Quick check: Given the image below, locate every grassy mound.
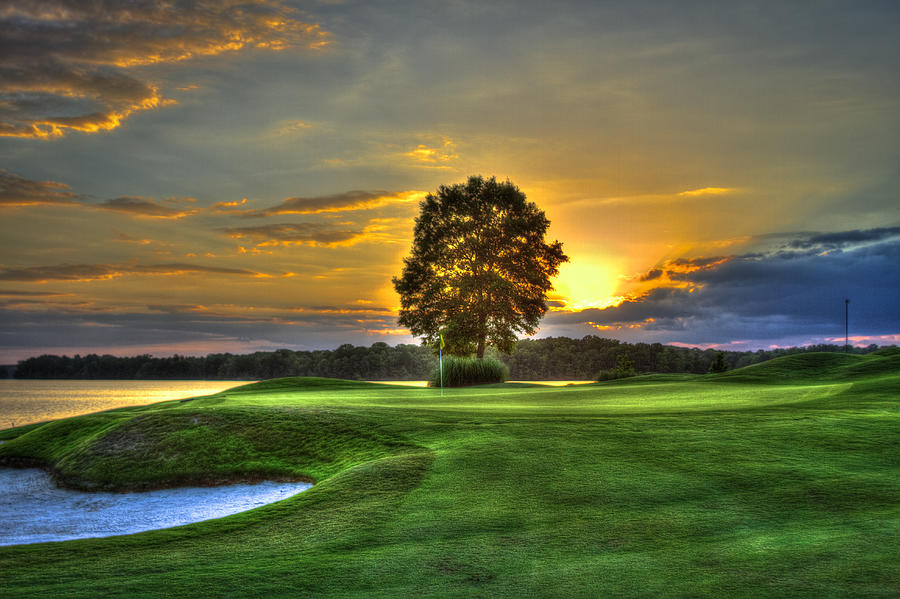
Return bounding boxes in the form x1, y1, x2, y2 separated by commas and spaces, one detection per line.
0, 403, 414, 491
428, 356, 508, 387
871, 346, 900, 357
710, 351, 900, 384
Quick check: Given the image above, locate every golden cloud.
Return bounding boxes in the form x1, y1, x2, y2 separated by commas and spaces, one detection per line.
0, 172, 206, 218
586, 186, 740, 207
638, 256, 734, 282
366, 327, 411, 336
97, 197, 199, 219
1, 1, 329, 138
0, 171, 82, 206
403, 137, 458, 165
586, 318, 656, 331
220, 222, 366, 247
246, 190, 426, 217
209, 197, 257, 216
0, 262, 263, 283
114, 233, 155, 245
676, 187, 736, 197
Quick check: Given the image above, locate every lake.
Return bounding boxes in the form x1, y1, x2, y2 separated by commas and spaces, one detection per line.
0, 380, 248, 429
0, 379, 596, 430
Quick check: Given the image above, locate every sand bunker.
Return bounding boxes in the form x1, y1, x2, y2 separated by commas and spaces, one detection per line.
0, 468, 311, 546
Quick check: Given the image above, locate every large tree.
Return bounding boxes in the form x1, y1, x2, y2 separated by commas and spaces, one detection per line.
393, 176, 568, 358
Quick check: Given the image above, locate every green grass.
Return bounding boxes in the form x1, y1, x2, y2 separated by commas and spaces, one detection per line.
710, 351, 900, 384
1, 352, 898, 597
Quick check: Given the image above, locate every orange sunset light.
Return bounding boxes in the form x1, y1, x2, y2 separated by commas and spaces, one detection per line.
0, 1, 897, 361
552, 262, 625, 312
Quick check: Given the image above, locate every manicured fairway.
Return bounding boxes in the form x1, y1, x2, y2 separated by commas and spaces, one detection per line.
1, 352, 898, 598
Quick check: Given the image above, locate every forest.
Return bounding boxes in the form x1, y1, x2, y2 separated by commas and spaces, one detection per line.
7, 336, 889, 381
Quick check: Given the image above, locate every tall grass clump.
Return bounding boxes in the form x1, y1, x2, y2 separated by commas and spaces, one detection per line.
428, 356, 508, 387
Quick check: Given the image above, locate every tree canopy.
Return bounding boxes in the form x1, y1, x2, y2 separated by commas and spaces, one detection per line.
392, 175, 568, 358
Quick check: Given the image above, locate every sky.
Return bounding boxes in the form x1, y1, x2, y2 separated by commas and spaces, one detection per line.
1, 0, 899, 362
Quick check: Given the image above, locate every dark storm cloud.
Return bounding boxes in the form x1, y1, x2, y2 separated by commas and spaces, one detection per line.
549, 229, 900, 345
687, 241, 900, 320
0, 262, 260, 282
220, 223, 364, 246
0, 1, 328, 137
788, 227, 900, 251
0, 170, 82, 206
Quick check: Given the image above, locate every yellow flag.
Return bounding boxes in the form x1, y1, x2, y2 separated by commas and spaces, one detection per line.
440, 333, 445, 350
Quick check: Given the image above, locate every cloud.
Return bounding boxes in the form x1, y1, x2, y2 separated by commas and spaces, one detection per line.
629, 256, 734, 285
0, 289, 65, 297
0, 1, 329, 138
97, 197, 198, 219
403, 138, 458, 165
787, 227, 900, 252
0, 303, 415, 361
0, 62, 167, 138
0, 262, 261, 282
550, 287, 699, 327
209, 198, 257, 216
580, 186, 742, 207
246, 190, 425, 217
211, 198, 248, 210
113, 233, 155, 245
676, 187, 736, 197
272, 120, 314, 137
545, 228, 900, 347
636, 256, 734, 283
0, 170, 82, 206
0, 172, 199, 218
639, 269, 663, 282
220, 223, 365, 247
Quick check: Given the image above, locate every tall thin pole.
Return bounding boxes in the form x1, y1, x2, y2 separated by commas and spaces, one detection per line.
439, 333, 444, 396
845, 298, 850, 352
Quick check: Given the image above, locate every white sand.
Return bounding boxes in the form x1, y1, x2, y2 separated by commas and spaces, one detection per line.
0, 468, 311, 546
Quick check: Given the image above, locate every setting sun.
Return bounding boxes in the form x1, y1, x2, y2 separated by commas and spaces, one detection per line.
552, 262, 625, 312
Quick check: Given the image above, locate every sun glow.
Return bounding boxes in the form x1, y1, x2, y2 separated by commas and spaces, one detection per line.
552, 262, 624, 312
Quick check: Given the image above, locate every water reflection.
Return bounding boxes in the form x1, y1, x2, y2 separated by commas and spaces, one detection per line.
0, 380, 246, 428
0, 468, 310, 546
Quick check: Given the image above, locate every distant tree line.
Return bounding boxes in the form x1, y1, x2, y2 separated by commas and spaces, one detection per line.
499, 337, 885, 379
9, 337, 890, 381
11, 343, 436, 381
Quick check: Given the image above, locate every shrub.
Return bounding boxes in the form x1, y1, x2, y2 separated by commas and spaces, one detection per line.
708, 351, 728, 373
596, 354, 637, 381
596, 369, 631, 381
428, 356, 508, 387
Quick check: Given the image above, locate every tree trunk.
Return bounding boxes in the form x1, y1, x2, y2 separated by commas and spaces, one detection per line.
476, 310, 487, 358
